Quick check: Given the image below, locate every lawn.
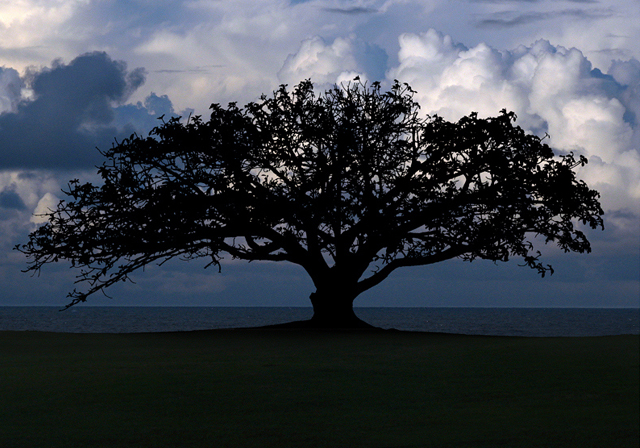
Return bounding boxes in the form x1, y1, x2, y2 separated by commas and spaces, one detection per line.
0, 329, 638, 447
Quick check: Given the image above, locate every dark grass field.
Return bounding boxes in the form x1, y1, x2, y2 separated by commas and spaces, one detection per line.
0, 329, 638, 448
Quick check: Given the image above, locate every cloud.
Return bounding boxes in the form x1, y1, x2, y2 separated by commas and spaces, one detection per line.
323, 6, 379, 14
0, 170, 63, 251
2, 0, 633, 117
278, 35, 388, 87
31, 192, 60, 224
388, 29, 640, 228
0, 52, 188, 260
477, 8, 615, 28
465, 0, 542, 3
153, 65, 224, 74
0, 52, 183, 170
0, 0, 636, 308
0, 67, 23, 114
0, 185, 26, 211
111, 92, 191, 137
608, 58, 640, 127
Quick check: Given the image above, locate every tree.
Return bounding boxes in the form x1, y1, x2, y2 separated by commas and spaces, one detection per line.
17, 79, 603, 327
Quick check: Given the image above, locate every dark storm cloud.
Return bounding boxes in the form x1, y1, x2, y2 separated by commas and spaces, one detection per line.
0, 185, 26, 210
477, 8, 613, 28
111, 92, 188, 135
0, 52, 153, 170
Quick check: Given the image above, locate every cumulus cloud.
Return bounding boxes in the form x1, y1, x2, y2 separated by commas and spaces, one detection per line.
0, 52, 183, 170
30, 192, 60, 224
388, 29, 640, 217
0, 51, 189, 260
278, 35, 388, 87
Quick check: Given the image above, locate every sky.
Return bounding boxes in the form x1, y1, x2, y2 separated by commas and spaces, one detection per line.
0, 0, 638, 308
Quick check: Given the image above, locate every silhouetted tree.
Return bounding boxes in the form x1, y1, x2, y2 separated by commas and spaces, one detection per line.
17, 79, 603, 327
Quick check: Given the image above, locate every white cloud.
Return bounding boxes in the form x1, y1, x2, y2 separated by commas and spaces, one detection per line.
389, 30, 640, 218
0, 0, 86, 29
278, 35, 367, 87
0, 0, 91, 67
31, 191, 59, 224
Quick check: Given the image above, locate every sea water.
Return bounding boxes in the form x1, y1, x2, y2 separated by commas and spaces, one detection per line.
0, 306, 638, 336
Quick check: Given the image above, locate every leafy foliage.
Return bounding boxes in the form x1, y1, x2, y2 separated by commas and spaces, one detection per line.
17, 79, 603, 314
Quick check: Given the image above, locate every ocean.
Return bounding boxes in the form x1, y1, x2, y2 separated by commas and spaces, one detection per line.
0, 306, 638, 336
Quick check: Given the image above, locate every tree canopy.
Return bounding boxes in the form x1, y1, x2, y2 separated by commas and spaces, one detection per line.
17, 79, 603, 327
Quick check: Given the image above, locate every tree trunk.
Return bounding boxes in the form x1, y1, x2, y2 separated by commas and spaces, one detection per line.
308, 290, 373, 328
